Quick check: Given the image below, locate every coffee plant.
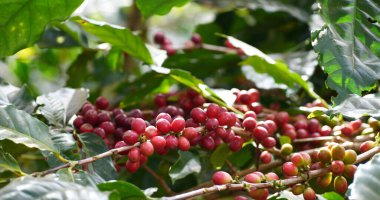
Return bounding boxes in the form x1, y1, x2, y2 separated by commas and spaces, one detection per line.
0, 0, 379, 200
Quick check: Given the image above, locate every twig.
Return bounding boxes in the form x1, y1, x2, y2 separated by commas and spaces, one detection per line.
164, 145, 380, 200
143, 164, 175, 195
225, 160, 238, 176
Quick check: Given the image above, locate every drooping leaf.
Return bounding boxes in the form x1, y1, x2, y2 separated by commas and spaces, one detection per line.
75, 17, 153, 64
36, 88, 88, 127
0, 105, 58, 153
0, 177, 108, 200
0, 0, 84, 58
330, 94, 380, 119
321, 192, 344, 200
0, 81, 35, 113
312, 0, 380, 103
135, 0, 190, 18
0, 146, 24, 176
210, 143, 231, 169
97, 181, 147, 200
169, 151, 201, 184
78, 133, 117, 181
349, 153, 380, 199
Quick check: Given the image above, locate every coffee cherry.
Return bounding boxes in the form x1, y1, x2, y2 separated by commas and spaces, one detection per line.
275, 112, 289, 126
264, 120, 277, 135
131, 118, 146, 134
99, 121, 115, 135
318, 147, 332, 164
344, 164, 357, 179
212, 171, 232, 185
140, 154, 148, 165
154, 32, 165, 44
229, 136, 244, 152
217, 111, 231, 126
303, 187, 316, 200
93, 127, 106, 138
206, 103, 220, 118
190, 108, 207, 123
145, 126, 158, 139
249, 188, 269, 200
156, 119, 171, 134
191, 33, 202, 45
316, 172, 332, 188
216, 127, 227, 139
308, 119, 320, 133
343, 149, 357, 164
151, 136, 166, 150
200, 136, 215, 150
123, 130, 139, 145
282, 162, 298, 176
331, 144, 346, 160
128, 147, 140, 162
182, 127, 199, 140
253, 126, 269, 141
171, 117, 186, 133
84, 109, 98, 125
250, 102, 263, 114
296, 129, 308, 139
350, 119, 362, 130
248, 88, 260, 102
265, 172, 279, 181
95, 96, 109, 109
320, 125, 332, 136
244, 173, 262, 183
291, 184, 305, 195
260, 151, 272, 164
178, 136, 190, 151
280, 144, 293, 156
73, 116, 84, 129
140, 141, 154, 156
126, 160, 140, 173
341, 125, 354, 136
156, 112, 172, 122
291, 153, 304, 167
294, 120, 308, 130
244, 111, 257, 119
234, 196, 248, 200
243, 117, 257, 130
166, 135, 178, 150
205, 118, 219, 130
261, 137, 276, 148
154, 94, 167, 108
81, 103, 95, 115
97, 112, 111, 124
360, 141, 376, 153
79, 123, 94, 133
334, 176, 348, 194
283, 129, 297, 141
114, 141, 128, 155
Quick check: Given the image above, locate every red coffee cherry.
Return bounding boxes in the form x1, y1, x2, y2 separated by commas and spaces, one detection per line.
334, 176, 348, 194
282, 162, 298, 176
212, 171, 232, 185
303, 187, 316, 200
95, 96, 109, 110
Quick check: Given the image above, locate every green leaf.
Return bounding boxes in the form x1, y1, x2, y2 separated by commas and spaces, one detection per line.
0, 105, 58, 153
0, 81, 35, 113
0, 177, 108, 200
312, 0, 380, 102
322, 192, 344, 200
0, 146, 24, 176
36, 88, 88, 127
210, 144, 231, 169
58, 169, 105, 187
330, 94, 380, 119
75, 18, 153, 64
350, 153, 380, 199
78, 133, 117, 181
169, 151, 201, 184
0, 0, 84, 58
135, 0, 190, 18
98, 181, 147, 200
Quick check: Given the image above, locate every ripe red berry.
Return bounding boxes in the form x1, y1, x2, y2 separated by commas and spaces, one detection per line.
166, 135, 178, 150
330, 160, 345, 175
244, 111, 257, 119
97, 112, 111, 124
99, 121, 115, 135
243, 117, 257, 130
260, 151, 272, 164
229, 136, 243, 152
151, 136, 167, 150
334, 176, 347, 194
205, 118, 219, 130
244, 172, 262, 183
156, 118, 171, 134
282, 162, 298, 176
320, 125, 332, 136
261, 137, 276, 148
114, 141, 128, 155
156, 112, 172, 122
253, 126, 269, 141
249, 102, 263, 114
178, 136, 190, 151
200, 136, 215, 150
84, 109, 98, 125
308, 119, 320, 133
128, 147, 140, 162
93, 127, 106, 138
350, 119, 362, 130
154, 94, 167, 108
190, 108, 207, 123
131, 118, 146, 134
217, 111, 231, 126
123, 130, 139, 145
206, 103, 220, 118
73, 116, 84, 129
125, 160, 140, 173
79, 123, 94, 133
360, 141, 376, 153
192, 95, 205, 106
216, 127, 227, 139
264, 120, 277, 135
303, 187, 316, 200
182, 127, 199, 140
275, 112, 289, 126
265, 172, 279, 181
191, 33, 202, 45
140, 141, 154, 156
95, 96, 109, 109
145, 126, 158, 139
294, 120, 308, 130
248, 88, 260, 102
340, 124, 354, 136
81, 103, 95, 115
212, 171, 232, 185
249, 188, 269, 200
296, 129, 309, 139
154, 32, 165, 44
171, 117, 186, 133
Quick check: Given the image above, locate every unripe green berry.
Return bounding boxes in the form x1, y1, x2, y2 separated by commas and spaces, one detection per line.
343, 149, 357, 164
303, 187, 316, 200
318, 147, 332, 164
280, 143, 293, 156
316, 172, 332, 188
331, 144, 346, 161
334, 176, 348, 194
292, 184, 305, 195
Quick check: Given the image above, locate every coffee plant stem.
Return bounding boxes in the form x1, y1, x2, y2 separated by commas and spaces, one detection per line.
142, 164, 175, 195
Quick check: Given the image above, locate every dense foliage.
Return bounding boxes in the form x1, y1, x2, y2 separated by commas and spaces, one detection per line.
0, 0, 380, 200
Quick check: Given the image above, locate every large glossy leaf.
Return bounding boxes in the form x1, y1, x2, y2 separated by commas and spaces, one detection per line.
210, 143, 231, 169
135, 0, 190, 18
312, 0, 380, 103
0, 81, 35, 113
0, 0, 83, 58
0, 146, 24, 176
75, 18, 153, 64
169, 151, 201, 184
330, 94, 380, 119
349, 153, 380, 199
0, 177, 108, 200
0, 105, 58, 153
36, 88, 88, 127
78, 133, 117, 181
98, 181, 147, 200
58, 169, 105, 187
